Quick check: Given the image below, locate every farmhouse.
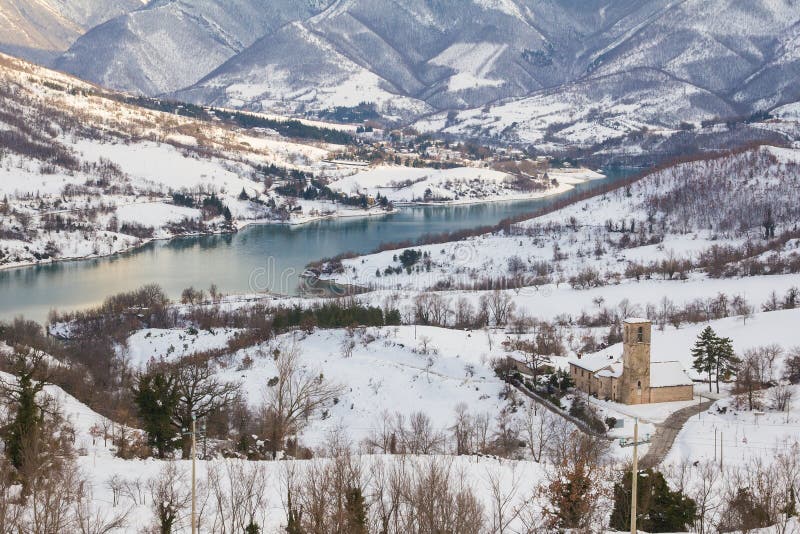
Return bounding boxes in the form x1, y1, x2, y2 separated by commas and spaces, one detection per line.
569, 318, 694, 405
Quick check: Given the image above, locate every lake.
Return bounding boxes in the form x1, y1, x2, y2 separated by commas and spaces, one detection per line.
0, 168, 639, 323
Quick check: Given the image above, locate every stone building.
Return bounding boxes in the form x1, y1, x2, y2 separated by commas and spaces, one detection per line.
568, 318, 693, 404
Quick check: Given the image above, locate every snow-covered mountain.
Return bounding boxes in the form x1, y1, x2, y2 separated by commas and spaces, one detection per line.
0, 0, 142, 63
55, 0, 334, 95
10, 0, 800, 146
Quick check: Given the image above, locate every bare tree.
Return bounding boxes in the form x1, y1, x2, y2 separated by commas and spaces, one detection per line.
450, 403, 474, 455
520, 401, 557, 462
486, 463, 528, 534
74, 486, 131, 534
400, 412, 446, 455
617, 298, 641, 320
18, 414, 84, 534
454, 297, 476, 328
171, 353, 241, 458
492, 407, 521, 458
482, 290, 516, 326
508, 339, 547, 386
364, 410, 396, 454
732, 294, 754, 325
285, 444, 368, 534
148, 462, 191, 534
400, 458, 485, 533
263, 344, 342, 458
734, 347, 775, 410
473, 412, 492, 454
770, 384, 793, 412
0, 458, 21, 532
207, 460, 269, 534
665, 460, 721, 534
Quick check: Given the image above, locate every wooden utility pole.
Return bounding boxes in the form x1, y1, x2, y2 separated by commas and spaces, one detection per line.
191, 415, 197, 534
620, 418, 650, 534
631, 417, 639, 534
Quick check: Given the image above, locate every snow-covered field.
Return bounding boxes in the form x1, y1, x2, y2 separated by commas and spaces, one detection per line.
326, 164, 604, 204
122, 325, 508, 448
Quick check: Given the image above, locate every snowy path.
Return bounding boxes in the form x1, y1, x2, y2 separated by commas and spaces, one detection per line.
640, 399, 715, 469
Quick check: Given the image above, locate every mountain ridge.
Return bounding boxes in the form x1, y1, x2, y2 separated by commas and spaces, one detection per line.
3, 0, 800, 149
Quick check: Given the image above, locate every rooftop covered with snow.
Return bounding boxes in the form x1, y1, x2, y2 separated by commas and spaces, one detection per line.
650, 361, 694, 388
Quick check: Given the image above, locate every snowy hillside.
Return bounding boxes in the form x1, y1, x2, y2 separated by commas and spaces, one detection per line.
0, 54, 398, 269
121, 325, 508, 448
323, 145, 800, 294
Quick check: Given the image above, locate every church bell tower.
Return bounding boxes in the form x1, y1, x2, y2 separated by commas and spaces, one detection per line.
619, 318, 651, 404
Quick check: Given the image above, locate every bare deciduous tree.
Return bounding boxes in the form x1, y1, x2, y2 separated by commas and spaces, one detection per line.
74, 485, 131, 534
172, 353, 241, 458
520, 401, 557, 463
486, 463, 529, 534
263, 344, 342, 458
481, 290, 516, 326
207, 460, 268, 534
148, 462, 191, 534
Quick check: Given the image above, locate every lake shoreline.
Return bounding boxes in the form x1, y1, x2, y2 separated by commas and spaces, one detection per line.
0, 167, 640, 323
0, 175, 601, 274
0, 206, 397, 274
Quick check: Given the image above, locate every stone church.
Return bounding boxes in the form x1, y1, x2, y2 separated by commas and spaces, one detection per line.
569, 318, 694, 404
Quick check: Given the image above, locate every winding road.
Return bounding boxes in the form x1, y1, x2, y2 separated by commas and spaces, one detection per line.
640, 399, 715, 469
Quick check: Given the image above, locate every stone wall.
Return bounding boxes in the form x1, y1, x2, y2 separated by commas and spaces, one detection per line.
570, 364, 593, 393
650, 385, 694, 403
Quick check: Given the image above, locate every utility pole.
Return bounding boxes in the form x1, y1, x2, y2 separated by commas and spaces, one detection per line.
631, 417, 639, 534
191, 415, 197, 534
620, 417, 651, 534
719, 431, 723, 470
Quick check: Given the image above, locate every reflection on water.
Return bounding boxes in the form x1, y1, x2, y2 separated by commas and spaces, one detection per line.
0, 168, 640, 322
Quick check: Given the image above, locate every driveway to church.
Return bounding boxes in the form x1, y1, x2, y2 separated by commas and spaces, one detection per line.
640, 398, 716, 469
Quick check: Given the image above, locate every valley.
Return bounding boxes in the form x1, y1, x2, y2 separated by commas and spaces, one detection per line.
1, 2, 800, 532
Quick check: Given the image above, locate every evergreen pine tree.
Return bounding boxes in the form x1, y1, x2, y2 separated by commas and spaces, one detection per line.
610, 468, 697, 532
713, 336, 738, 394
1, 348, 47, 470
692, 326, 718, 392
132, 370, 179, 458
345, 487, 368, 534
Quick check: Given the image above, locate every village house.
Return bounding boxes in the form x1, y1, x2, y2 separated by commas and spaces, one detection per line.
568, 318, 694, 404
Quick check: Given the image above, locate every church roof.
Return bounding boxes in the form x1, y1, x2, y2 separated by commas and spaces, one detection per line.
595, 362, 623, 379
650, 361, 694, 387
568, 353, 617, 372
